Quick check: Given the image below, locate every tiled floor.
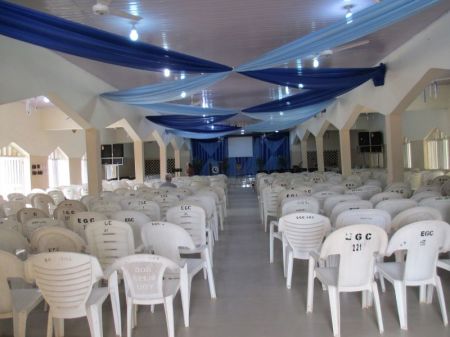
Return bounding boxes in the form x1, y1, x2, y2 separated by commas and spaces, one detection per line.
2, 185, 450, 337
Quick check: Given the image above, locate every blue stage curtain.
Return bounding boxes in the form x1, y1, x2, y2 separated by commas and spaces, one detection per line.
101, 73, 230, 104
191, 138, 228, 175
146, 114, 238, 133
258, 133, 291, 172
236, 0, 440, 71
0, 0, 230, 73
240, 64, 386, 89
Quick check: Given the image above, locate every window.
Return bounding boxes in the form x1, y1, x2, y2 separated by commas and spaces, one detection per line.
403, 140, 412, 169
0, 143, 31, 198
424, 128, 449, 170
48, 147, 70, 188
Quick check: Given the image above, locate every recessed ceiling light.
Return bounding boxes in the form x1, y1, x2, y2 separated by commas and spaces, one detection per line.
313, 57, 319, 68
163, 68, 171, 77
180, 91, 186, 98
129, 25, 138, 41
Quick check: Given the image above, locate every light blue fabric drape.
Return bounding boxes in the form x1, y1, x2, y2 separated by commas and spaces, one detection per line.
237, 0, 440, 71
243, 101, 332, 121
137, 103, 238, 116
167, 130, 238, 139
101, 72, 230, 104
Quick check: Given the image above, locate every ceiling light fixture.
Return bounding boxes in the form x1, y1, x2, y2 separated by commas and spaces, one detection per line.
163, 68, 171, 77
129, 24, 138, 41
180, 91, 187, 98
313, 56, 319, 68
344, 4, 354, 24
42, 96, 50, 103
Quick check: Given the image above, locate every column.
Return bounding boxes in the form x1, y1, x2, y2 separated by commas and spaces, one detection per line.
159, 142, 167, 180
301, 139, 308, 169
316, 135, 325, 172
133, 140, 145, 183
174, 149, 181, 170
85, 128, 102, 196
385, 113, 404, 183
339, 128, 352, 177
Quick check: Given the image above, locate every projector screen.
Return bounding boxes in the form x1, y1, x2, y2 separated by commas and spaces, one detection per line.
228, 137, 253, 157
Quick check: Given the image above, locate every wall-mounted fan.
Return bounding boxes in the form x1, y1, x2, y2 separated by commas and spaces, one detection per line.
92, 0, 142, 21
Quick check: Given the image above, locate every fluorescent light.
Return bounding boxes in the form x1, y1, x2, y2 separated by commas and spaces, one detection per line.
275, 130, 279, 133
313, 57, 319, 68
129, 26, 138, 41
163, 68, 171, 77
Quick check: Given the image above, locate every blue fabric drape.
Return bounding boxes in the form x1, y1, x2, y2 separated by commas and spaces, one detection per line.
136, 103, 238, 116
0, 0, 230, 73
146, 114, 239, 133
101, 73, 230, 104
191, 139, 228, 175
258, 133, 291, 172
168, 130, 237, 139
237, 0, 440, 71
240, 64, 386, 89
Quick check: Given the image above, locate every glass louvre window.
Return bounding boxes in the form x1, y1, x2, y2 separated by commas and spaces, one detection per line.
0, 144, 30, 198
424, 129, 448, 170
81, 153, 88, 185
403, 141, 412, 169
48, 148, 70, 188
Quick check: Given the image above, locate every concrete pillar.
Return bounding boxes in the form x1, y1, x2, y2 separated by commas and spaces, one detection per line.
301, 140, 308, 169
385, 113, 404, 183
85, 128, 102, 195
339, 128, 352, 177
69, 158, 82, 185
174, 149, 181, 170
316, 136, 325, 172
133, 140, 145, 183
159, 143, 167, 180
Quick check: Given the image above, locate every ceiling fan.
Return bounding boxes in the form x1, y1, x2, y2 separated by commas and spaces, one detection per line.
320, 39, 370, 56
92, 0, 142, 21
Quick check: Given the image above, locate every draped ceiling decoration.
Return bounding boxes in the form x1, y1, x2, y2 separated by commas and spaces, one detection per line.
0, 0, 440, 137
236, 0, 440, 71
0, 0, 230, 73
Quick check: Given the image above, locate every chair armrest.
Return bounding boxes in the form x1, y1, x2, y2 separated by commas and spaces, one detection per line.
7, 277, 35, 290
309, 251, 321, 263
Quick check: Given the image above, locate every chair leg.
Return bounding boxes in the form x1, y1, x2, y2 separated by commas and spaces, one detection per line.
126, 300, 133, 337
435, 277, 448, 326
179, 268, 190, 327
46, 311, 53, 337
286, 251, 294, 289
306, 257, 315, 313
372, 282, 384, 334
419, 285, 427, 303
426, 284, 434, 304
393, 281, 408, 330
53, 318, 64, 337
269, 224, 274, 263
328, 287, 340, 337
203, 248, 217, 298
86, 305, 103, 337
12, 310, 28, 337
163, 297, 175, 337
109, 279, 122, 336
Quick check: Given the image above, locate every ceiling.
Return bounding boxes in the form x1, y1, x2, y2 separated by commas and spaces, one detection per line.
10, 0, 450, 115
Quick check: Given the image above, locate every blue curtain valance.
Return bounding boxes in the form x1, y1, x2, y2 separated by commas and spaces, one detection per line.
0, 0, 231, 73
240, 64, 386, 89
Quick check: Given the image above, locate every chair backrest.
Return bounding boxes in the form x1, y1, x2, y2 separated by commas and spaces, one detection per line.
16, 207, 48, 224
47, 190, 66, 205
53, 200, 87, 225
166, 204, 207, 246
30, 226, 86, 253
120, 198, 161, 221
345, 186, 382, 200
391, 206, 443, 232
0, 218, 22, 232
1, 201, 26, 217
0, 228, 29, 254
441, 181, 450, 197
369, 192, 403, 206
27, 252, 103, 318
330, 200, 373, 226
184, 195, 215, 218
80, 195, 96, 209
262, 185, 286, 215
141, 221, 196, 264
0, 251, 25, 315
375, 198, 417, 218
7, 193, 27, 202
31, 193, 54, 215
419, 196, 450, 223
278, 190, 307, 205
110, 210, 150, 246
280, 197, 320, 216
278, 212, 330, 257
89, 199, 122, 216
384, 183, 411, 198
432, 175, 450, 186
410, 191, 441, 202
311, 183, 334, 193
323, 194, 361, 217
23, 217, 64, 240
335, 209, 392, 232
69, 211, 108, 239
152, 193, 181, 220
320, 225, 388, 288
386, 221, 449, 282
85, 220, 135, 270
289, 185, 313, 195
112, 254, 180, 300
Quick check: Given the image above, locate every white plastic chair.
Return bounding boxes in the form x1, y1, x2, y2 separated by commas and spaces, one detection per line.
23, 217, 64, 241
7, 193, 27, 203
141, 222, 216, 326
16, 207, 48, 225
53, 200, 87, 226
391, 206, 443, 232
280, 212, 331, 289
369, 192, 403, 206
30, 226, 86, 253
419, 196, 450, 223
323, 194, 361, 217
85, 220, 136, 270
411, 191, 441, 202
312, 191, 338, 212
345, 186, 382, 200
375, 199, 417, 218
377, 221, 449, 330
384, 183, 411, 198
152, 193, 181, 221
69, 211, 108, 240
0, 218, 22, 233
335, 209, 392, 232
0, 251, 43, 337
47, 190, 66, 206
184, 195, 219, 241
31, 193, 54, 216
90, 199, 122, 217
26, 252, 109, 337
308, 225, 387, 336
107, 254, 186, 337
110, 210, 150, 248
0, 228, 29, 255
329, 200, 373, 226
119, 198, 161, 221
1, 201, 26, 219
261, 185, 285, 232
